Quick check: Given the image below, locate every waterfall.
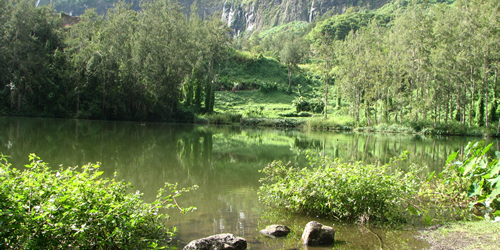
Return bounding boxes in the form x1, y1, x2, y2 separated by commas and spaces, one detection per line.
221, 0, 235, 27
309, 0, 315, 23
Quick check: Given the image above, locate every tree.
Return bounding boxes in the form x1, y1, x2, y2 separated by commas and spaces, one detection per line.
1, 0, 67, 114
280, 37, 308, 93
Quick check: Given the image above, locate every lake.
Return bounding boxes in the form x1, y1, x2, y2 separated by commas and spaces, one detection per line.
1, 117, 495, 249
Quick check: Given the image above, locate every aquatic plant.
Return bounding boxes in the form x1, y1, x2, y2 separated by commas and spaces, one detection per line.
258, 152, 421, 224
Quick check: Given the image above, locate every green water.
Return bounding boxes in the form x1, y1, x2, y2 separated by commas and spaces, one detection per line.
1, 117, 495, 249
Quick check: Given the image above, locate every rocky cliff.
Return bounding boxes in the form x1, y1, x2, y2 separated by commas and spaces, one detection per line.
42, 0, 391, 34
219, 0, 390, 35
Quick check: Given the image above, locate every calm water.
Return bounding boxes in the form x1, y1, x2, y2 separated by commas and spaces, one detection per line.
1, 117, 496, 249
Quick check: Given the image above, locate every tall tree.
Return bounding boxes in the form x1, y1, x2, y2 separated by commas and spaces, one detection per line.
279, 37, 308, 93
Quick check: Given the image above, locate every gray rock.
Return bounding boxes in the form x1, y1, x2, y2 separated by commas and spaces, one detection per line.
301, 221, 335, 246
259, 224, 291, 237
183, 233, 247, 250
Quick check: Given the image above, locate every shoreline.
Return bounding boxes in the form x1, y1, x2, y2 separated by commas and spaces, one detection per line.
3, 114, 499, 138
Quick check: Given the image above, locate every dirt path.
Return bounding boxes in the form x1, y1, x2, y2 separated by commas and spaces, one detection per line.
417, 221, 500, 250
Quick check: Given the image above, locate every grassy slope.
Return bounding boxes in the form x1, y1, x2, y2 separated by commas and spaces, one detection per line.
216, 51, 326, 118
215, 90, 296, 118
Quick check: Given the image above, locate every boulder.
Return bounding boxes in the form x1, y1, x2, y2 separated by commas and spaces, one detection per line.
301, 221, 335, 246
183, 233, 247, 250
259, 224, 291, 237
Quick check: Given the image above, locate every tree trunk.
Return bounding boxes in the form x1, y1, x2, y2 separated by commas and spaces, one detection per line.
324, 61, 329, 119
484, 49, 490, 128
17, 92, 21, 112
102, 75, 106, 119
366, 103, 372, 126
469, 66, 475, 127
76, 91, 80, 117
445, 96, 449, 124
434, 105, 437, 129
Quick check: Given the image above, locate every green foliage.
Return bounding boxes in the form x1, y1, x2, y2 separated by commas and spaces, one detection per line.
1, 0, 232, 121
292, 96, 324, 113
405, 120, 484, 136
414, 141, 500, 225
476, 97, 485, 127
307, 11, 392, 45
306, 0, 499, 132
258, 82, 278, 93
244, 106, 265, 117
427, 141, 500, 220
258, 153, 421, 223
304, 116, 355, 130
278, 112, 312, 118
0, 154, 197, 249
0, 0, 69, 116
219, 52, 291, 91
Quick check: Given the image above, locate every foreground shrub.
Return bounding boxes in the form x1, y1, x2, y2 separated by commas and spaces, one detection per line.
258, 153, 421, 223
421, 141, 500, 222
0, 154, 197, 249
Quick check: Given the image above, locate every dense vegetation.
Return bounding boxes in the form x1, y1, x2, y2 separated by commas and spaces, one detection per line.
259, 141, 500, 225
0, 0, 231, 121
1, 0, 500, 136
306, 0, 500, 129
0, 154, 197, 249
259, 152, 420, 223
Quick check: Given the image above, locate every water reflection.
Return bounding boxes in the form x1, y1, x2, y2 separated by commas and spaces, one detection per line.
0, 117, 495, 249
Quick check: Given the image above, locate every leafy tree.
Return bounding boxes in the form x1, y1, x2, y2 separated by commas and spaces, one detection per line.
279, 37, 309, 93
1, 0, 67, 115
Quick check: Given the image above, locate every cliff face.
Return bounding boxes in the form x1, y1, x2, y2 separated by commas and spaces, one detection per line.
43, 0, 390, 34
218, 0, 389, 35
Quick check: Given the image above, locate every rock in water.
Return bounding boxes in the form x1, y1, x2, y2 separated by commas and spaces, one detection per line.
183, 233, 247, 250
301, 221, 335, 246
259, 225, 291, 237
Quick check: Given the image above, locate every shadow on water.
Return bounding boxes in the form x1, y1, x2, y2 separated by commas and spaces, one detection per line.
1, 117, 496, 249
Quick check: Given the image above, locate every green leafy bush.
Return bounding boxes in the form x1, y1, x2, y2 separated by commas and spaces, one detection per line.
423, 141, 500, 221
292, 96, 309, 112
258, 153, 421, 223
278, 112, 312, 117
259, 82, 278, 93
292, 96, 324, 113
0, 154, 197, 249
304, 117, 355, 130
245, 106, 265, 117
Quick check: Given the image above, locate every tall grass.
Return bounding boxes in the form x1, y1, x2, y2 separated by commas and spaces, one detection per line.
198, 113, 242, 125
